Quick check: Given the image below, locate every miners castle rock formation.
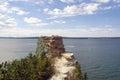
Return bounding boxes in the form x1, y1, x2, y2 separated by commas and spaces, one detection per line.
42, 36, 65, 58
39, 35, 82, 80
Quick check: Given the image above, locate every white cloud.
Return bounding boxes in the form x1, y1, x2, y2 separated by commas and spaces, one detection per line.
0, 0, 119, 37
99, 6, 112, 10
0, 1, 28, 15
8, 0, 29, 2
92, 0, 110, 3
0, 14, 8, 19
10, 7, 28, 15
50, 20, 66, 24
103, 6, 112, 10
0, 2, 9, 12
60, 0, 75, 3
60, 0, 83, 3
35, 0, 44, 5
24, 17, 47, 27
113, 0, 120, 3
34, 0, 54, 5
0, 19, 17, 28
48, 0, 54, 4
24, 17, 41, 24
0, 13, 17, 28
4, 18, 17, 27
44, 3, 100, 18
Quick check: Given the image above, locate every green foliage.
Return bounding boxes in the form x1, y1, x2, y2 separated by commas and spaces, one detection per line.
0, 38, 54, 80
35, 38, 47, 58
0, 53, 53, 80
70, 64, 83, 80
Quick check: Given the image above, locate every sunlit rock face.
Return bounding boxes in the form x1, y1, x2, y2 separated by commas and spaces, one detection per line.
42, 35, 65, 58
49, 53, 78, 80
40, 35, 82, 80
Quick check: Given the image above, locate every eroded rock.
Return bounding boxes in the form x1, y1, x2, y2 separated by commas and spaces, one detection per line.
38, 35, 82, 80
41, 35, 65, 58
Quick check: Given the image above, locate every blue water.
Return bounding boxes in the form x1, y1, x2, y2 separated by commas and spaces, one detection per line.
63, 38, 120, 80
0, 38, 120, 80
0, 39, 37, 62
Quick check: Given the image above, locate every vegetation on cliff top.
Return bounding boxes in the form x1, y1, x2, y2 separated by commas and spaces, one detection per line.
69, 64, 83, 80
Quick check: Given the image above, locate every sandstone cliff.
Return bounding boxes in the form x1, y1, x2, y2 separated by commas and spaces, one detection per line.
37, 35, 82, 80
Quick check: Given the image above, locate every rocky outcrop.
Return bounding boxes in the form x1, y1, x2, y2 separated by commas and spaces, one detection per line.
49, 53, 79, 80
41, 35, 82, 80
41, 36, 65, 58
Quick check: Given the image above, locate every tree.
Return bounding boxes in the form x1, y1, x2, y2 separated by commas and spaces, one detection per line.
35, 38, 47, 58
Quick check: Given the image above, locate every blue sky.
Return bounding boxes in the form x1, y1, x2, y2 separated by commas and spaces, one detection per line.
0, 0, 120, 37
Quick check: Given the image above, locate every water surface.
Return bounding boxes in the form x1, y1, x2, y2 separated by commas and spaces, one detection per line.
63, 38, 120, 80
0, 38, 120, 80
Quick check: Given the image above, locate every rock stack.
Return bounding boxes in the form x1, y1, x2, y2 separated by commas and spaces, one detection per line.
41, 35, 65, 58
38, 35, 82, 80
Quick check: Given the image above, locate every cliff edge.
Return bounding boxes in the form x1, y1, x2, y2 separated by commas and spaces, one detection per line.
38, 36, 82, 80
49, 53, 79, 80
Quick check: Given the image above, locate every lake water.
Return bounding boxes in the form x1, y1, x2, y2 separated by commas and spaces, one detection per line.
0, 38, 120, 80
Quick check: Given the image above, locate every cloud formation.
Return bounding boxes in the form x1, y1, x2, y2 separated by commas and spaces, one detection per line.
24, 17, 41, 24
50, 20, 66, 24
92, 0, 110, 3
44, 3, 100, 18
8, 0, 29, 2
113, 0, 120, 3
0, 13, 17, 28
60, 0, 75, 3
0, 0, 120, 37
24, 17, 48, 27
0, 1, 28, 15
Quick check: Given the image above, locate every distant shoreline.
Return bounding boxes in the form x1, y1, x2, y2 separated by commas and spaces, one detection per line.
0, 37, 39, 39
0, 37, 120, 39
63, 37, 120, 39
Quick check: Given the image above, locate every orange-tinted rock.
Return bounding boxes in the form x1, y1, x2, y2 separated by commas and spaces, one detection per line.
41, 35, 65, 58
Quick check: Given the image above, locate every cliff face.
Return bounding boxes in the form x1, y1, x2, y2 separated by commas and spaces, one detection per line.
49, 53, 79, 80
41, 36, 65, 58
41, 36, 82, 80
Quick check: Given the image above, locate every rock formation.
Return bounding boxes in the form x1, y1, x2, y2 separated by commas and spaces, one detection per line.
41, 35, 82, 80
41, 35, 65, 58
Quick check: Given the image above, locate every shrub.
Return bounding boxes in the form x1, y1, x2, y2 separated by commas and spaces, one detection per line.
70, 64, 83, 80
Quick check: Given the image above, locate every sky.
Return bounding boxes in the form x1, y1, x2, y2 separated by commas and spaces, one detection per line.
0, 0, 120, 37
